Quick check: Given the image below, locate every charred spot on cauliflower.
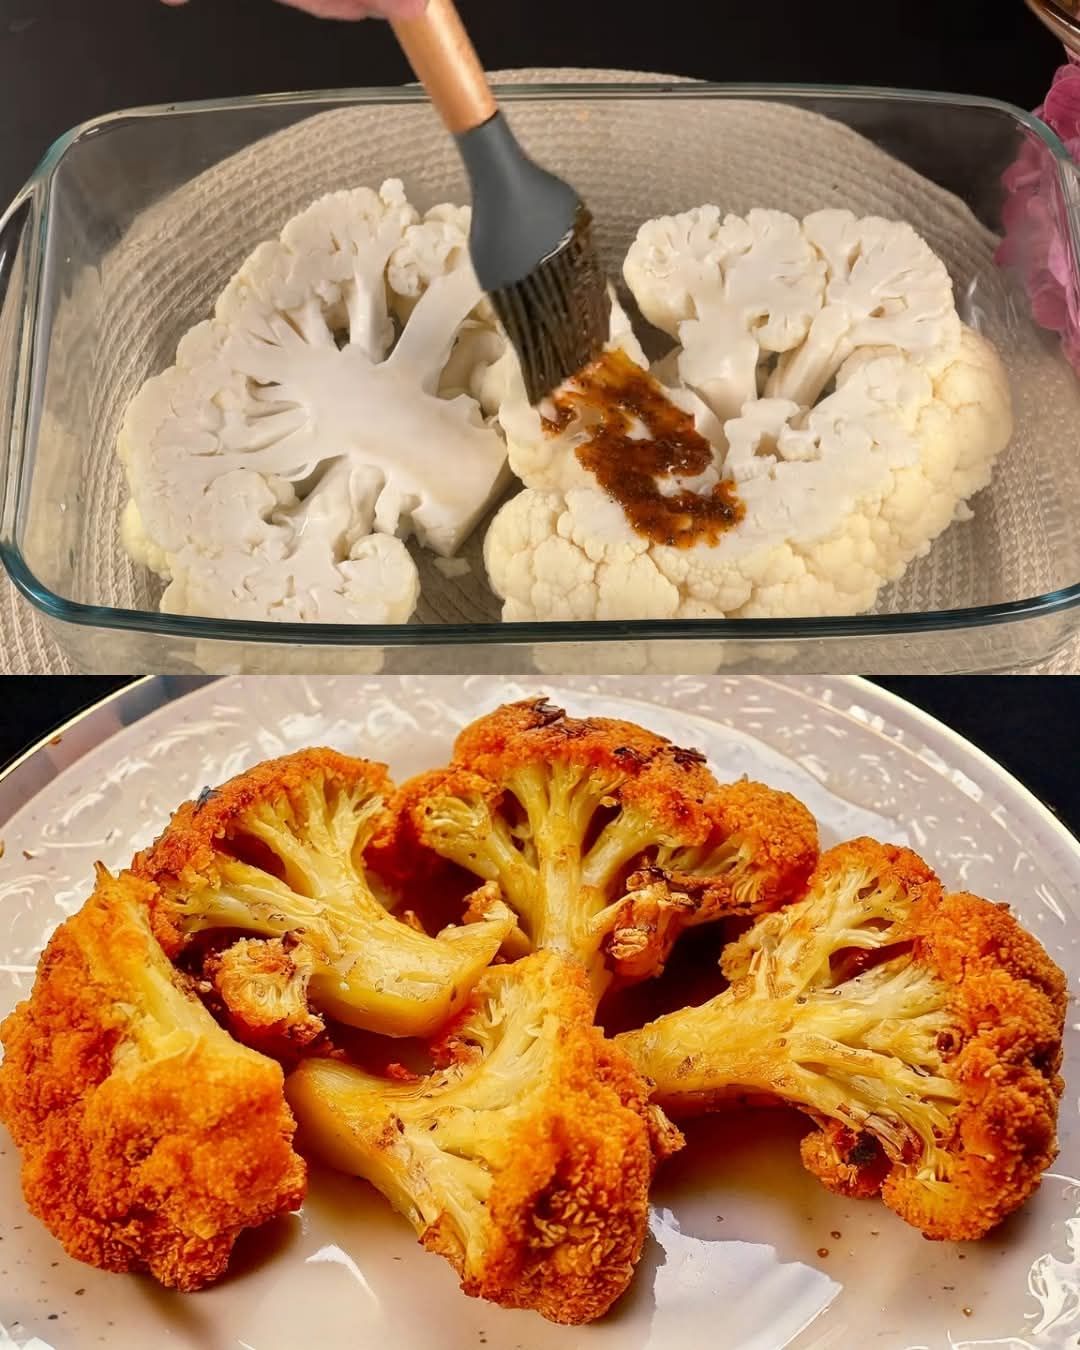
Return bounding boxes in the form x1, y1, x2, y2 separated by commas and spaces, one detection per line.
618, 838, 1066, 1241
0, 868, 306, 1291
286, 950, 682, 1325
136, 748, 514, 1040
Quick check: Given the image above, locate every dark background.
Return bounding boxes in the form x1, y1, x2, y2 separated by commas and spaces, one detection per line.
0, 0, 1067, 206
0, 678, 1076, 837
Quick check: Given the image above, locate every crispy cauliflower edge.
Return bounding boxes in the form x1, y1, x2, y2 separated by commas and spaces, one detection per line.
374, 697, 818, 990
617, 837, 1066, 1241
0, 867, 307, 1290
135, 748, 514, 1041
285, 950, 683, 1325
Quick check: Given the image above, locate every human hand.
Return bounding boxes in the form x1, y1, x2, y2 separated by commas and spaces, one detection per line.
162, 0, 426, 18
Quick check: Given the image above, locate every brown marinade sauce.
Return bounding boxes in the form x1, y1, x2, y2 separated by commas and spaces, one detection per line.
546, 349, 745, 549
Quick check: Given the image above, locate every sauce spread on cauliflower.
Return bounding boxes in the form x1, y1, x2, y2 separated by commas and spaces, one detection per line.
551, 349, 745, 548
486, 208, 1014, 624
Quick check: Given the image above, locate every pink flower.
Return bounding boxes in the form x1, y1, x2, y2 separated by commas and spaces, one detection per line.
998, 61, 1080, 373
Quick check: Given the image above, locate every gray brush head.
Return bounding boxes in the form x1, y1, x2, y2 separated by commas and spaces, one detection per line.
487, 205, 611, 405
456, 113, 612, 404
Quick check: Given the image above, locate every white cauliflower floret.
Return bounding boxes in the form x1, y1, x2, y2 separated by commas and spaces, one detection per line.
766, 210, 962, 407
164, 507, 420, 625
486, 329, 1012, 621
389, 202, 527, 423
387, 202, 476, 321
120, 499, 170, 578
119, 181, 508, 624
441, 323, 509, 410
486, 488, 679, 623
485, 205, 1012, 623
624, 207, 826, 421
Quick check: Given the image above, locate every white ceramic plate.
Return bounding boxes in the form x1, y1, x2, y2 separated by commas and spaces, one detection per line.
0, 675, 1077, 1350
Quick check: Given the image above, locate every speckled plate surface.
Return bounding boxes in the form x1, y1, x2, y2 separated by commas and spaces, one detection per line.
0, 675, 1077, 1350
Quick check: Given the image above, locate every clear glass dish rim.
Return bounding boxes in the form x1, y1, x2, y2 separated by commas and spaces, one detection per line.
5, 79, 1080, 650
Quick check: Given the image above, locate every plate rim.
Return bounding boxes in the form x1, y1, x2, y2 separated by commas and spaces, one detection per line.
0, 676, 216, 822
0, 675, 1075, 869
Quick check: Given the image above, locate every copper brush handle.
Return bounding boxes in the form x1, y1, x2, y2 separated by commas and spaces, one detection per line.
391, 0, 497, 135
390, 0, 609, 402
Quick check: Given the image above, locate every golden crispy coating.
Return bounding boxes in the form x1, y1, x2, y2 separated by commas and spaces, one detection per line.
286, 951, 683, 1324
451, 697, 717, 830
874, 889, 1066, 1239
375, 699, 818, 990
611, 779, 818, 980
0, 868, 306, 1291
136, 747, 391, 956
203, 936, 325, 1059
619, 838, 1066, 1241
659, 778, 820, 919
374, 700, 718, 891
136, 748, 513, 1038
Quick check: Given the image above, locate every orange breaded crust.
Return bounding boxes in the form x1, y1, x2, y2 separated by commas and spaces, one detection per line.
370, 765, 502, 896
136, 745, 514, 1042
719, 836, 943, 989
423, 953, 682, 1324
605, 783, 818, 981
452, 697, 720, 831
452, 697, 673, 770
0, 869, 306, 1290
702, 779, 819, 910
824, 836, 943, 903
883, 889, 1066, 1239
204, 936, 326, 1060
786, 845, 1066, 1240
135, 747, 391, 946
624, 837, 1066, 1242
375, 701, 821, 992
373, 699, 725, 898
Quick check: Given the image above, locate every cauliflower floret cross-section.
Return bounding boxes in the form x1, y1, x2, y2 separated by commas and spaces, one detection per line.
618, 838, 1067, 1241
377, 699, 818, 992
624, 206, 827, 423
119, 181, 508, 624
135, 748, 514, 1042
285, 950, 684, 1325
765, 210, 963, 408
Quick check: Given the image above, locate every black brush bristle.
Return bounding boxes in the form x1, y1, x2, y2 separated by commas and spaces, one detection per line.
488, 204, 611, 405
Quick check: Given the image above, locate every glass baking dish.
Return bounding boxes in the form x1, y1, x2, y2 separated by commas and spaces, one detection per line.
2, 80, 1079, 675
